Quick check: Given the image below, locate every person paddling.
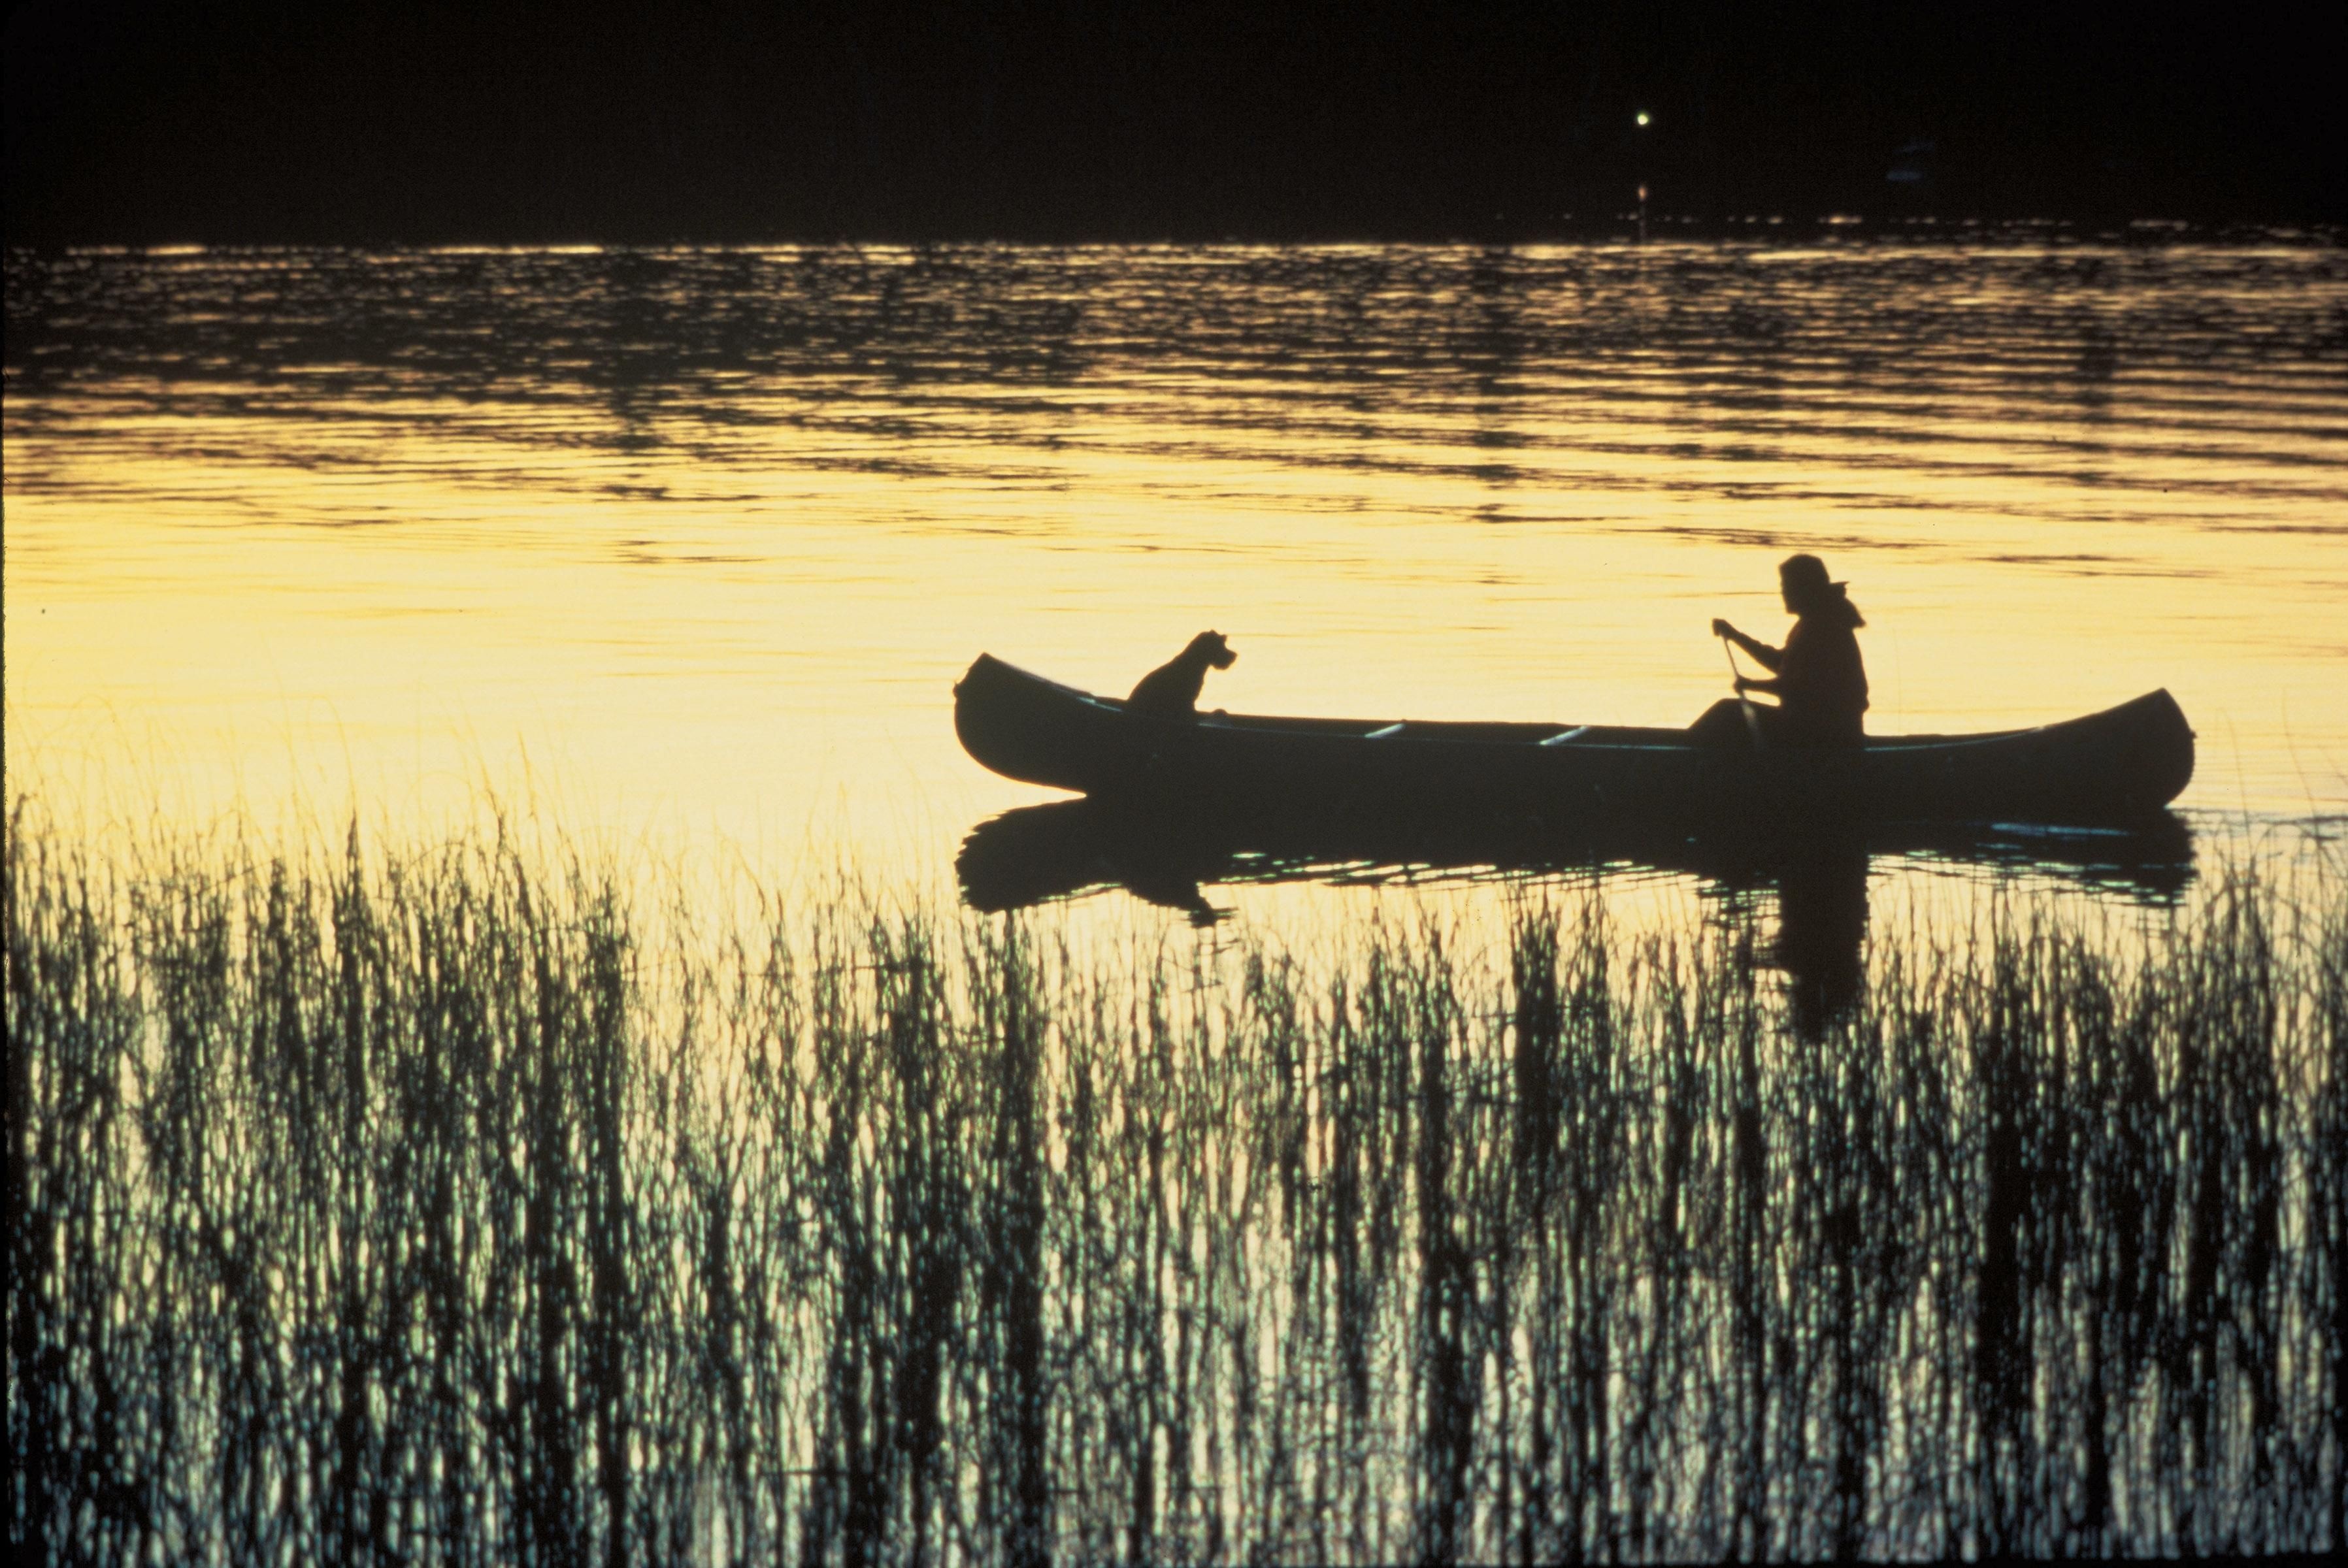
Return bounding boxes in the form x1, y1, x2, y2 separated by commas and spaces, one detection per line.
1696, 553, 1869, 747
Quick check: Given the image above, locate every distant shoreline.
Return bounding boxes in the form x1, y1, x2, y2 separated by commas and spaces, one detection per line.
10, 217, 2347, 254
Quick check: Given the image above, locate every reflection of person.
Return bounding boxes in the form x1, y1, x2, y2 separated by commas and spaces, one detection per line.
1774, 838, 1869, 1036
1698, 554, 1869, 747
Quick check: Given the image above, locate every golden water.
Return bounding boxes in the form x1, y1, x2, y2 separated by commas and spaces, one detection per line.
10, 237, 2346, 1563
7, 240, 2345, 893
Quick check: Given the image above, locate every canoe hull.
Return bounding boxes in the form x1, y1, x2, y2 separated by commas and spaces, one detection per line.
953, 655, 2194, 826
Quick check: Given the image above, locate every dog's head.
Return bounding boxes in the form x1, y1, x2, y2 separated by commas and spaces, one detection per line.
1187, 630, 1237, 670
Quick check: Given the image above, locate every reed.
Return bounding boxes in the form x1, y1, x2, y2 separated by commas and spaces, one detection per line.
7, 801, 2342, 1564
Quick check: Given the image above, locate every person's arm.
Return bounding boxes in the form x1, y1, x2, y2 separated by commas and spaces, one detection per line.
1710, 619, 1784, 672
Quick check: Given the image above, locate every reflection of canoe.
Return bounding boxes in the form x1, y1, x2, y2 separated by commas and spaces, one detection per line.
954, 655, 2194, 825
957, 800, 2194, 1032
955, 797, 2195, 920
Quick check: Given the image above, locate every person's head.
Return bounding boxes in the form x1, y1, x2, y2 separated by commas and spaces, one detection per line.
1778, 553, 1844, 618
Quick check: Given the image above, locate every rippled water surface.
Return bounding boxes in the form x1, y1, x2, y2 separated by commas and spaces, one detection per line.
8, 240, 2345, 872
8, 238, 2347, 1564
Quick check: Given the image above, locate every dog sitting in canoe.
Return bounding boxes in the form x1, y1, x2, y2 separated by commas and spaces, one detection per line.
1127, 631, 1236, 717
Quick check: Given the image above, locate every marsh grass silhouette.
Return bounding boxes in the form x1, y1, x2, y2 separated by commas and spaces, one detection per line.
7, 800, 2343, 1563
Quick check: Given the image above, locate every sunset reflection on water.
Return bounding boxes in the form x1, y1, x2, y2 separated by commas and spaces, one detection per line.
9, 237, 2347, 1563
7, 239, 2344, 873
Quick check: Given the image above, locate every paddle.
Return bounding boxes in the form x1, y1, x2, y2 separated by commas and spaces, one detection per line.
1721, 635, 1764, 749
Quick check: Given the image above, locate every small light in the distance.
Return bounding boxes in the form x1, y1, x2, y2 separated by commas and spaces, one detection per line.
1636, 112, 1651, 127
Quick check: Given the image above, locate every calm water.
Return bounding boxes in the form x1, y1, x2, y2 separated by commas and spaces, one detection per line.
7, 240, 2346, 879
7, 237, 2347, 1561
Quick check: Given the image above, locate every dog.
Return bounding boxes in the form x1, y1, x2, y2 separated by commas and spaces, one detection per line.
1127, 631, 1236, 717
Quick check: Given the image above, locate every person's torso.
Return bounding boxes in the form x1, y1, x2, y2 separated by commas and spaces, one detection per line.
1782, 618, 1869, 713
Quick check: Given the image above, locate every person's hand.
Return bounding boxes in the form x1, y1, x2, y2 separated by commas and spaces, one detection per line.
1711, 618, 1734, 639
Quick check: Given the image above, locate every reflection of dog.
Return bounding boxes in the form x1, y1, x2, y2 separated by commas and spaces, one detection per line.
1127, 631, 1236, 717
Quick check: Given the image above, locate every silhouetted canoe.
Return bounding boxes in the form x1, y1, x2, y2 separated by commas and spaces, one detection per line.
954, 655, 2195, 825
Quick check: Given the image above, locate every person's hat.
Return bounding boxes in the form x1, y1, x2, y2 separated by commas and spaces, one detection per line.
1778, 552, 1842, 589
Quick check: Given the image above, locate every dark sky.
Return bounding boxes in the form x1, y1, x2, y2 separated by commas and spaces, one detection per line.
7, 0, 2341, 244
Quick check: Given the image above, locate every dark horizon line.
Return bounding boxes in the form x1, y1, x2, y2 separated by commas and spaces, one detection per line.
13, 212, 2343, 253
14, 1, 2341, 251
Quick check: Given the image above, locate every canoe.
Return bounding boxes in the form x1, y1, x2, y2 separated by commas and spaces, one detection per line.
953, 654, 2196, 826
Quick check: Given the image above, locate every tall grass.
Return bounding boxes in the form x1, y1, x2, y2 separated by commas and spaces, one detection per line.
8, 802, 2343, 1564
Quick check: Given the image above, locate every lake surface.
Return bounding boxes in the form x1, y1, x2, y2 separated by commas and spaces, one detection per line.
8, 236, 2346, 1563
7, 238, 2345, 895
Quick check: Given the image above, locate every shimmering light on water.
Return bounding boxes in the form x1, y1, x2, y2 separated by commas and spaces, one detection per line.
7, 239, 2346, 876
9, 238, 2347, 1564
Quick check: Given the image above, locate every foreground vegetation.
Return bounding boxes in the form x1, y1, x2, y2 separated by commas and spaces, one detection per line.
8, 807, 2344, 1564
